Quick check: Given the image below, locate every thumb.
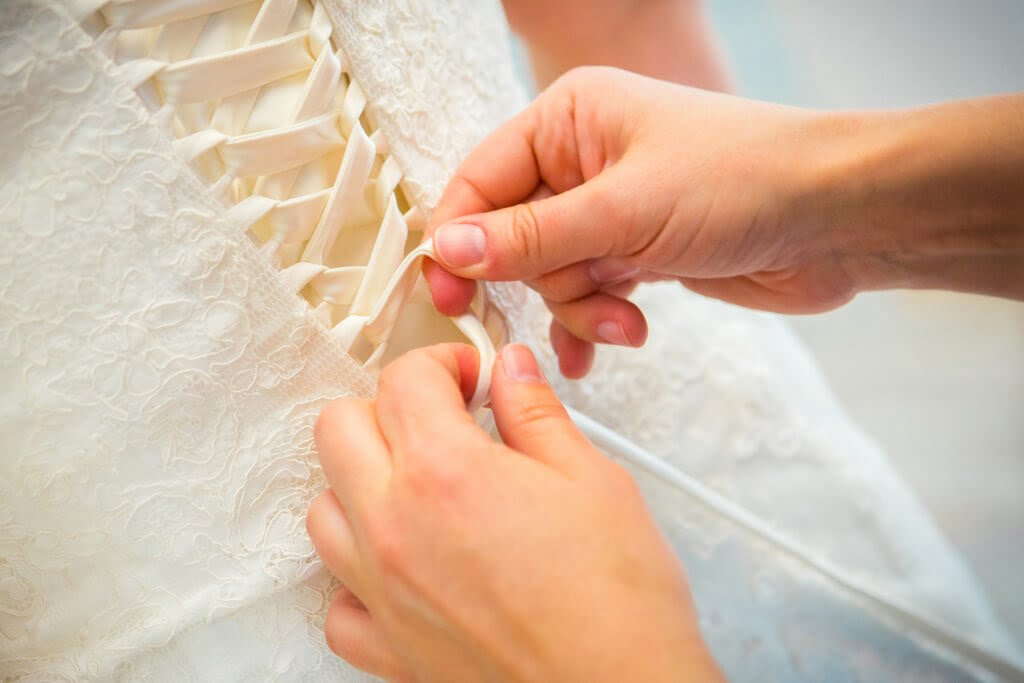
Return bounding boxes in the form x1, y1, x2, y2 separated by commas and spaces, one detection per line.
489, 343, 594, 475
432, 172, 629, 283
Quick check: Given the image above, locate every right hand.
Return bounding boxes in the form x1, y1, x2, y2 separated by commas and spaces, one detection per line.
423, 67, 860, 378
307, 343, 723, 682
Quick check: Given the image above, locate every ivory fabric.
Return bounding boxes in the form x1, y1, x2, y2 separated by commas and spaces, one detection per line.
1, 1, 1022, 681
93, 0, 504, 395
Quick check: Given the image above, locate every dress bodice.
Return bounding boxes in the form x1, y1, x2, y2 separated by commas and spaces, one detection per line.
0, 1, 1020, 680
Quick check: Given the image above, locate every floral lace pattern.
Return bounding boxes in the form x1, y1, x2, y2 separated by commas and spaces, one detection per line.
1, 0, 1021, 681
0, 2, 374, 679
321, 0, 527, 211
525, 285, 1024, 677
95, 0, 505, 407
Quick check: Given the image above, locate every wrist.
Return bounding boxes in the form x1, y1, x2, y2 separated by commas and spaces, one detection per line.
794, 100, 1024, 299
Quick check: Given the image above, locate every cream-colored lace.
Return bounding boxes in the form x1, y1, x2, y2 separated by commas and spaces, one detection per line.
87, 0, 503, 408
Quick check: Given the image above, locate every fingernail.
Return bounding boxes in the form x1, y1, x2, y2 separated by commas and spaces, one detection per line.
596, 321, 629, 346
589, 260, 639, 285
501, 344, 546, 384
435, 223, 486, 268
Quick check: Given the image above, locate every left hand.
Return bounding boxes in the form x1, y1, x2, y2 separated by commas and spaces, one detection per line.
306, 343, 722, 682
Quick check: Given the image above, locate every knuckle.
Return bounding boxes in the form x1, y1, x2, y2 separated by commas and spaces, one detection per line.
313, 400, 346, 447
508, 202, 545, 267
511, 398, 570, 432
377, 353, 433, 416
380, 350, 419, 393
377, 346, 437, 399
401, 454, 468, 504
314, 398, 371, 449
376, 356, 409, 400
324, 611, 360, 664
589, 185, 631, 254
448, 172, 495, 213
555, 65, 604, 92
601, 460, 642, 499
363, 512, 408, 577
305, 491, 329, 540
530, 268, 584, 304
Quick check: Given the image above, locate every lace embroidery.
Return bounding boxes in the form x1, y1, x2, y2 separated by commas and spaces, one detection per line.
3, 1, 1022, 680
87, 0, 503, 407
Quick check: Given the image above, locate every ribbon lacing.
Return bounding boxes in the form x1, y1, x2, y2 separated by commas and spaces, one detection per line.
85, 0, 500, 411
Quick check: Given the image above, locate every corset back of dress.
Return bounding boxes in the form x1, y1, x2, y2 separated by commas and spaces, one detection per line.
1, 1, 1021, 681
0, 1, 524, 679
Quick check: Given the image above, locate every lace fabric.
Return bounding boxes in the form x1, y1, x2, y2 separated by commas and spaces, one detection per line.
0, 0, 523, 677
319, 0, 528, 211
1, 0, 1021, 681
90, 0, 503, 405
0, 2, 382, 678
510, 282, 1024, 679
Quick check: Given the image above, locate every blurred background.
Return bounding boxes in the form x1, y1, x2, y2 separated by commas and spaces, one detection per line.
707, 0, 1024, 645
511, 0, 1024, 646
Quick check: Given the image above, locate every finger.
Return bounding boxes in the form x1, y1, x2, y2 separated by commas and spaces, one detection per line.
526, 258, 640, 304
374, 344, 491, 461
324, 591, 400, 679
431, 169, 635, 284
314, 398, 391, 515
307, 490, 362, 592
602, 279, 639, 300
550, 320, 595, 379
421, 106, 550, 316
490, 344, 594, 475
546, 292, 648, 348
423, 260, 477, 316
331, 583, 365, 610
430, 106, 547, 227
424, 185, 557, 316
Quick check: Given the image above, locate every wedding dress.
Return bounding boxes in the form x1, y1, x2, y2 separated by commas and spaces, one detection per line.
1, 0, 1021, 681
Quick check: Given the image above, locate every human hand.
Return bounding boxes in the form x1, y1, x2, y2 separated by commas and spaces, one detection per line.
307, 343, 723, 682
424, 67, 856, 378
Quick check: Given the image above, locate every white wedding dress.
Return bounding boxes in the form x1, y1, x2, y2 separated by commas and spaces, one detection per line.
1, 1, 1021, 681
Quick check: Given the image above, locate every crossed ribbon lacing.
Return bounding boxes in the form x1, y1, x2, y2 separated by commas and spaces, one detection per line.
83, 0, 503, 410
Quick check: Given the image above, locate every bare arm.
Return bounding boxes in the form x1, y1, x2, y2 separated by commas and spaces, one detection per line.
810, 95, 1024, 300
424, 70, 1024, 376
502, 0, 732, 90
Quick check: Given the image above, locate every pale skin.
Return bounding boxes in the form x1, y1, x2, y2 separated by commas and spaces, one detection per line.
308, 3, 1024, 681
501, 0, 732, 91
424, 72, 1024, 377
307, 343, 724, 681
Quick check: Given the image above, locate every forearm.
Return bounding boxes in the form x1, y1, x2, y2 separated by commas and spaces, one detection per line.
806, 95, 1024, 300
504, 0, 732, 90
